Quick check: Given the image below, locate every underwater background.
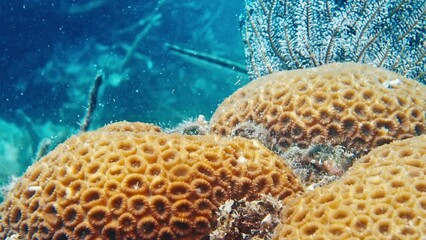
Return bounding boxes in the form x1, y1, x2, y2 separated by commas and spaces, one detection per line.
0, 0, 425, 239
0, 0, 248, 200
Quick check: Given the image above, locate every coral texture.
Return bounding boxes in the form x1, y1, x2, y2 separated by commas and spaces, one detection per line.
274, 134, 426, 239
97, 121, 161, 133
210, 62, 426, 154
0, 122, 303, 240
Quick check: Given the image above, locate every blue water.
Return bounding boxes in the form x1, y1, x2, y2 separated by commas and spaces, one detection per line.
0, 0, 247, 193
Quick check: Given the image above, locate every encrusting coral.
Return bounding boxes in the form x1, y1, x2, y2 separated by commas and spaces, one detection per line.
210, 62, 426, 185
0, 121, 303, 240
273, 134, 426, 240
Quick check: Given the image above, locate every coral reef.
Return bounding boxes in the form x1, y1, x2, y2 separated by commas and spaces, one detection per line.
274, 134, 426, 239
210, 62, 426, 185
1, 1, 425, 239
0, 121, 303, 240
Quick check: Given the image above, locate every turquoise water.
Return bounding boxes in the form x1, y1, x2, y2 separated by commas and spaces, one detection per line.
0, 0, 248, 197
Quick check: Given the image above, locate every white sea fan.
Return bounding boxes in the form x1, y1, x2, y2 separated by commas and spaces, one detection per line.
241, 0, 425, 83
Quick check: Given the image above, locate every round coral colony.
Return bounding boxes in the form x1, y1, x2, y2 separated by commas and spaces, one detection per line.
273, 135, 426, 239
210, 63, 426, 154
0, 121, 303, 240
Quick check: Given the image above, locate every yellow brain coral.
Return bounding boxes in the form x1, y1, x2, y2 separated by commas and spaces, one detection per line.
274, 134, 426, 240
210, 62, 426, 154
0, 122, 303, 240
